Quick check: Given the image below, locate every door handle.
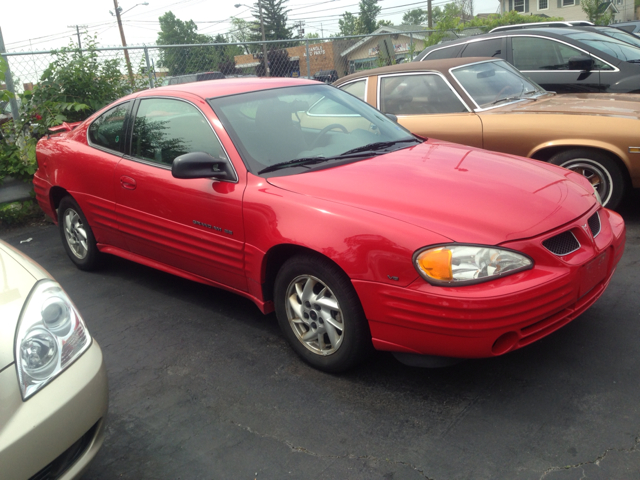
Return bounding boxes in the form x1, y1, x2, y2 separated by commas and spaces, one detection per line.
120, 176, 137, 190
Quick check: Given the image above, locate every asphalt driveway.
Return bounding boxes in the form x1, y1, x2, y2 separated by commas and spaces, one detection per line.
2, 192, 639, 480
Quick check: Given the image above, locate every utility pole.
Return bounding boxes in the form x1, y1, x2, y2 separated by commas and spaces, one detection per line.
428, 0, 433, 29
0, 27, 19, 122
295, 20, 305, 38
235, 2, 269, 77
67, 25, 87, 51
258, 0, 270, 77
112, 0, 135, 86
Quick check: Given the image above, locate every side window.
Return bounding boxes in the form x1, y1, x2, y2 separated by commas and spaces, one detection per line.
380, 74, 467, 115
339, 80, 366, 101
461, 39, 503, 58
512, 37, 598, 70
88, 102, 129, 153
423, 45, 462, 60
131, 98, 225, 166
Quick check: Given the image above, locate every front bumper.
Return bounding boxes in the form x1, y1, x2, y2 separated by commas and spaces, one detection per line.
0, 341, 108, 480
354, 207, 626, 358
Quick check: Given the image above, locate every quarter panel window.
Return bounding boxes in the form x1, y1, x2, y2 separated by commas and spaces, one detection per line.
512, 37, 585, 70
88, 102, 129, 153
423, 45, 462, 60
131, 98, 224, 166
461, 39, 503, 58
380, 74, 467, 115
340, 80, 366, 101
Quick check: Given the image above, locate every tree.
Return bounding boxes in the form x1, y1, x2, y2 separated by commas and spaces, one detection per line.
156, 12, 219, 75
402, 8, 428, 25
581, 0, 614, 25
377, 20, 394, 28
433, 3, 463, 24
338, 11, 360, 36
228, 17, 254, 54
305, 32, 320, 39
252, 0, 293, 43
359, 0, 381, 34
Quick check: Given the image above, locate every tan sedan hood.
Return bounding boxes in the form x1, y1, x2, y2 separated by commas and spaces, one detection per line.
495, 93, 640, 119
0, 242, 48, 371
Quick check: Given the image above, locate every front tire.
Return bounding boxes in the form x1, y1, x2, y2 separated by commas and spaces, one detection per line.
274, 254, 372, 372
58, 196, 103, 271
549, 149, 625, 209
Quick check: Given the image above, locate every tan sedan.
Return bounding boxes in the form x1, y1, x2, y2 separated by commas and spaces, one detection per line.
0, 240, 107, 479
334, 57, 640, 209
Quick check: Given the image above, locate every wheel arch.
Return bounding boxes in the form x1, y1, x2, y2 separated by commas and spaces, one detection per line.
261, 243, 348, 304
529, 143, 632, 185
49, 186, 71, 223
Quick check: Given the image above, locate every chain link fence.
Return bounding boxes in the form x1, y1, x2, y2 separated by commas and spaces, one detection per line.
1, 28, 483, 120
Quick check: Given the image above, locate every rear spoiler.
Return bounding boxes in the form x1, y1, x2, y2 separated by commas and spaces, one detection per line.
49, 121, 81, 133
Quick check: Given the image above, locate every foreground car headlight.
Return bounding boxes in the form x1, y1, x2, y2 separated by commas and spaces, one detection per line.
15, 279, 91, 400
414, 244, 533, 286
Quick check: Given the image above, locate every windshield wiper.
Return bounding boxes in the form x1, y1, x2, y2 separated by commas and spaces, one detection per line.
627, 59, 640, 63
489, 96, 523, 106
257, 139, 420, 175
340, 138, 419, 156
258, 156, 337, 174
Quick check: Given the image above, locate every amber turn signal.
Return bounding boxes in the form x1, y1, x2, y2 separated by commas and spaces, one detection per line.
416, 247, 453, 281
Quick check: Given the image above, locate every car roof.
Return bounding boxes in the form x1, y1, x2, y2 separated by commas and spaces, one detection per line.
140, 77, 321, 100
416, 27, 614, 60
334, 57, 497, 84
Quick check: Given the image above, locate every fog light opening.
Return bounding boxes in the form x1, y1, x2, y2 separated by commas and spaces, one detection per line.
492, 331, 519, 355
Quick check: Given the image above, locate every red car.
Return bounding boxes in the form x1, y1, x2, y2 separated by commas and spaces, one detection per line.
33, 78, 626, 372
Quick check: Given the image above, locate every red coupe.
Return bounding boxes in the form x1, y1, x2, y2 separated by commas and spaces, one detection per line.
34, 78, 626, 371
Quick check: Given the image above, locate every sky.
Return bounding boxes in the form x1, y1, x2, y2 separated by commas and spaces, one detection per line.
1, 0, 501, 53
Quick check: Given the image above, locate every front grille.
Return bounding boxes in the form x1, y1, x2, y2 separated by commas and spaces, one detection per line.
543, 231, 580, 256
588, 212, 601, 238
29, 421, 99, 480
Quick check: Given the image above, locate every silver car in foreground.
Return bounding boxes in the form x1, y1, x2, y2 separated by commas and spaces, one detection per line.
0, 239, 108, 479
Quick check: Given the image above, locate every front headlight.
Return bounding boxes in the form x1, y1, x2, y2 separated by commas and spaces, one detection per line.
15, 279, 91, 400
414, 244, 533, 286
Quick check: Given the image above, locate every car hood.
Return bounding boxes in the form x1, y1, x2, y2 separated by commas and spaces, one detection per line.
492, 93, 640, 119
0, 242, 46, 371
267, 140, 595, 245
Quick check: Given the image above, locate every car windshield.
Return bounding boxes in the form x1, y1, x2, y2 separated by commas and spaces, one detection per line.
209, 84, 419, 176
562, 30, 640, 61
594, 27, 640, 49
450, 60, 545, 109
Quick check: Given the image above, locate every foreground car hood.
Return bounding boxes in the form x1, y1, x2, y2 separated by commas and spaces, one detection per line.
494, 93, 640, 119
0, 243, 45, 370
267, 141, 595, 244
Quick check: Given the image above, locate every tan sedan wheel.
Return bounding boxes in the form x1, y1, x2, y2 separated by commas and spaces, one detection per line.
550, 149, 625, 209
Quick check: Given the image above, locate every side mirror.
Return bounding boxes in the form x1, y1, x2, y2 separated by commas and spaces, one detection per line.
172, 152, 236, 181
568, 56, 595, 72
385, 113, 399, 123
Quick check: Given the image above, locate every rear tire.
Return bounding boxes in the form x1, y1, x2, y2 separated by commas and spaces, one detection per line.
549, 149, 625, 209
274, 254, 372, 373
58, 196, 103, 271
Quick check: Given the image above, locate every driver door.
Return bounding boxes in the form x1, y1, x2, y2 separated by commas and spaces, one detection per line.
115, 96, 247, 291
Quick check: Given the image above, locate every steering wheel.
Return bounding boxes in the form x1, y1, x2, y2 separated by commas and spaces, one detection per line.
310, 123, 348, 149
492, 85, 515, 103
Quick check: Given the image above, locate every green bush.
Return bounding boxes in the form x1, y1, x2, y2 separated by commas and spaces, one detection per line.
0, 200, 42, 227
1, 35, 141, 185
